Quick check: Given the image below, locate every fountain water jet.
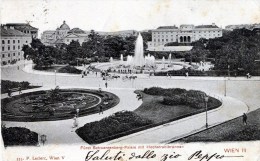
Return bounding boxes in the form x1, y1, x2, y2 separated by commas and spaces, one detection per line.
132, 33, 145, 67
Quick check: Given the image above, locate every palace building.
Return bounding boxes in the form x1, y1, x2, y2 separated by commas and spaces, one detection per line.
147, 23, 222, 51
41, 21, 137, 46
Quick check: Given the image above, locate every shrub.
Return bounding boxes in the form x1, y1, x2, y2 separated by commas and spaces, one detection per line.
58, 65, 82, 74
163, 95, 184, 105
76, 111, 153, 144
144, 87, 186, 96
2, 126, 39, 146
145, 87, 213, 109
1, 80, 33, 94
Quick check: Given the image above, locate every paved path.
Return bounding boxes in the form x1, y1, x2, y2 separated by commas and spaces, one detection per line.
2, 86, 142, 145
102, 95, 248, 144
1, 64, 260, 145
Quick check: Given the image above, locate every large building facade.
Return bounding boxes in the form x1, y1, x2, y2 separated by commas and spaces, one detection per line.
147, 23, 222, 51
41, 21, 137, 46
41, 21, 90, 46
1, 24, 38, 65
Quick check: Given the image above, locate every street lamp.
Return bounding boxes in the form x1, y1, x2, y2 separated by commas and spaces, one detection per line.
205, 95, 209, 128
40, 134, 47, 146
54, 70, 57, 87
228, 65, 230, 79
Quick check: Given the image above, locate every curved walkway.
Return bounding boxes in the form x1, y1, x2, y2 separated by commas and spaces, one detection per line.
1, 64, 259, 145
2, 86, 247, 145
101, 95, 248, 144
22, 63, 260, 81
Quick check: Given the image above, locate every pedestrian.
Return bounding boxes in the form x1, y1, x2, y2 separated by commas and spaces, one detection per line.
105, 82, 108, 88
18, 86, 22, 94
8, 89, 12, 97
17, 66, 19, 70
73, 115, 78, 127
99, 105, 103, 114
246, 73, 251, 79
242, 113, 247, 125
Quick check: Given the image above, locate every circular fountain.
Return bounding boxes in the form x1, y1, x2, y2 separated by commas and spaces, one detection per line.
94, 33, 190, 74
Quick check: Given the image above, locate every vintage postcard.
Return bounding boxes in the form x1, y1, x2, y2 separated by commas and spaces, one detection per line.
1, 0, 260, 161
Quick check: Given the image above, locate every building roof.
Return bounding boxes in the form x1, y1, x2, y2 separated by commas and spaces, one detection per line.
195, 25, 219, 28
68, 28, 86, 34
59, 21, 70, 30
157, 26, 178, 29
1, 27, 29, 37
64, 33, 89, 38
43, 30, 55, 33
5, 23, 38, 31
180, 24, 194, 27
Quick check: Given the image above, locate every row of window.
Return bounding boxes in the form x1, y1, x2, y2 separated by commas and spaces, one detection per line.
153, 30, 221, 34
2, 45, 21, 51
154, 39, 177, 42
2, 39, 22, 44
2, 58, 21, 64
2, 52, 21, 58
153, 34, 221, 42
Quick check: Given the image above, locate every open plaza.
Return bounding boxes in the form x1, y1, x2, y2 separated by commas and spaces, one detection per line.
1, 55, 260, 145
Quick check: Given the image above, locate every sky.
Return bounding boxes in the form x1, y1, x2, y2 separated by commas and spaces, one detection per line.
1, 0, 260, 35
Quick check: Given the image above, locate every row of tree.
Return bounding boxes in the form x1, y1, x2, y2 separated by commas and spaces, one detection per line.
184, 28, 260, 72
23, 30, 152, 68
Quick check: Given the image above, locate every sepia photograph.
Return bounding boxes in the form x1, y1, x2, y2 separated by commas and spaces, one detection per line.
1, 0, 260, 161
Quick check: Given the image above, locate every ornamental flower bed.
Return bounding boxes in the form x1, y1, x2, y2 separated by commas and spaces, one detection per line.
76, 111, 153, 144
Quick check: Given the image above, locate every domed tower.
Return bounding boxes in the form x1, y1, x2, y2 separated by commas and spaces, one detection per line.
60, 21, 70, 30
55, 21, 70, 39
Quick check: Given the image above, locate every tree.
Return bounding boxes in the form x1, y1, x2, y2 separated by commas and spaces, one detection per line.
82, 30, 105, 58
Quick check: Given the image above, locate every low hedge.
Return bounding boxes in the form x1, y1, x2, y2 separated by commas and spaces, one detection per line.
76, 111, 153, 144
2, 126, 38, 146
58, 65, 82, 74
155, 69, 260, 76
144, 87, 186, 96
1, 80, 40, 94
144, 87, 220, 109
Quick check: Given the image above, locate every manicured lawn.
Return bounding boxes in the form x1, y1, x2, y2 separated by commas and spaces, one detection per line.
177, 108, 260, 142
134, 88, 221, 124
76, 87, 222, 144
134, 92, 199, 123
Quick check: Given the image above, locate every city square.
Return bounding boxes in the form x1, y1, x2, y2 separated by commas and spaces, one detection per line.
1, 57, 259, 144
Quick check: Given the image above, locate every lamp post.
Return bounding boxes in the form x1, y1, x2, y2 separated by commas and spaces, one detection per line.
40, 134, 47, 146
205, 95, 209, 128
54, 70, 57, 87
228, 65, 230, 79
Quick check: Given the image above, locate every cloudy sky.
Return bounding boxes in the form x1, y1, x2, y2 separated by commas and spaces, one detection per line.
1, 0, 260, 34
